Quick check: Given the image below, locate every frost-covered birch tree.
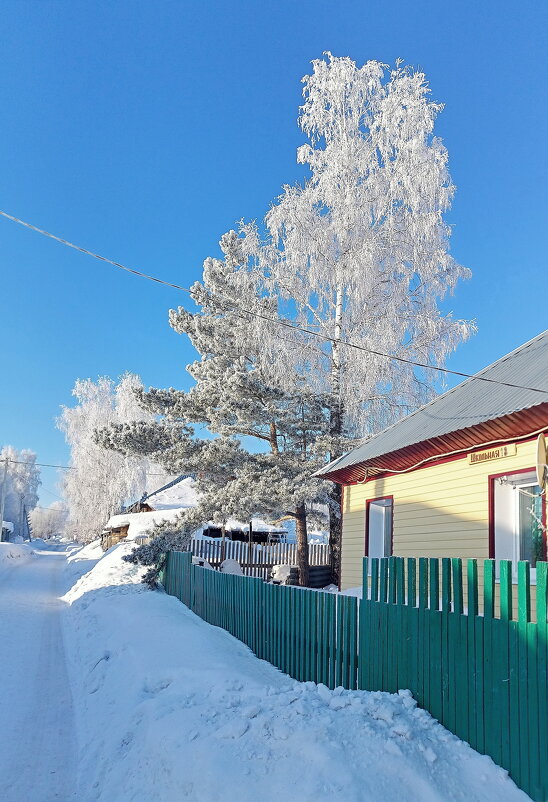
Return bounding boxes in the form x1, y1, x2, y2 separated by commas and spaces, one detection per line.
29, 501, 68, 539
241, 54, 474, 568
0, 446, 41, 538
97, 233, 332, 585
58, 373, 162, 543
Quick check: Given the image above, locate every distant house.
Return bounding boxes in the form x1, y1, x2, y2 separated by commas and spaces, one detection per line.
316, 330, 548, 594
101, 475, 288, 550
101, 476, 198, 550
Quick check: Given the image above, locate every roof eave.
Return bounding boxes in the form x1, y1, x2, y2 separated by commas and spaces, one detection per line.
317, 403, 548, 484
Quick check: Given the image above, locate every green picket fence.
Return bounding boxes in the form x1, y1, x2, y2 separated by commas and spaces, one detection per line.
360, 556, 548, 802
163, 551, 548, 801
164, 550, 358, 687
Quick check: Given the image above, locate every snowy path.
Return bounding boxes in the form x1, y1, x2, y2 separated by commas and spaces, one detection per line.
0, 547, 78, 802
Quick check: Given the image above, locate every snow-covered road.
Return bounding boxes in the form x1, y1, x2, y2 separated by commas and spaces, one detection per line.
0, 546, 78, 802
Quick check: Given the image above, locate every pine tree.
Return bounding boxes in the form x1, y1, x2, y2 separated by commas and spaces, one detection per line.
97, 233, 333, 585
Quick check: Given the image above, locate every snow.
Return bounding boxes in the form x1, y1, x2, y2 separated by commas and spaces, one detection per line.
220, 558, 243, 575
58, 544, 526, 801
106, 508, 184, 540
0, 541, 35, 565
0, 544, 79, 801
272, 563, 293, 583
145, 475, 198, 510
308, 529, 329, 544
1, 519, 14, 532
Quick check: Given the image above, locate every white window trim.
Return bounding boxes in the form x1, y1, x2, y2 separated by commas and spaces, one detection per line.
494, 470, 544, 585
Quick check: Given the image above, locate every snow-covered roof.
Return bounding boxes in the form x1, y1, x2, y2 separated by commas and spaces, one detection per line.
145, 477, 288, 533
146, 476, 198, 511
106, 509, 184, 540
1, 521, 14, 532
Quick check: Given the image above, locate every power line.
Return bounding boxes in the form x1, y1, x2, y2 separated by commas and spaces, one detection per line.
40, 486, 63, 501
1, 208, 547, 396
4, 459, 74, 470
2, 458, 169, 475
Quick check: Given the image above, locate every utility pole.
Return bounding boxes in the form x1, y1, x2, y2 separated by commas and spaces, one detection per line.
24, 504, 31, 541
19, 493, 25, 541
0, 458, 8, 543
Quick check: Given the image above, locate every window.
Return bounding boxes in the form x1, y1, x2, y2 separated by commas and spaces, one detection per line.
492, 470, 546, 578
366, 497, 393, 559
517, 482, 544, 566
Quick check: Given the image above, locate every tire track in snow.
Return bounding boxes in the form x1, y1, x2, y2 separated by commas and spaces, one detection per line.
0, 549, 78, 802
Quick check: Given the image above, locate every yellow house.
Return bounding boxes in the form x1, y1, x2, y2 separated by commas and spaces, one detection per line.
317, 331, 548, 599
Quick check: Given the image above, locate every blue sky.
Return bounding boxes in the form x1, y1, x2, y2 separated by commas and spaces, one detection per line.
1, 0, 546, 503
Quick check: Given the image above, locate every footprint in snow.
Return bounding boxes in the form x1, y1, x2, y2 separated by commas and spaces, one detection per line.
142, 678, 173, 696
216, 719, 249, 739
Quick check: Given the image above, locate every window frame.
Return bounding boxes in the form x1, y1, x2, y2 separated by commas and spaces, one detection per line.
488, 467, 547, 578
514, 478, 546, 565
365, 495, 394, 559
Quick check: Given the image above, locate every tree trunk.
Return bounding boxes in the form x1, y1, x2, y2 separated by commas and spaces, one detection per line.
331, 285, 344, 417
295, 503, 309, 587
269, 422, 279, 455
220, 523, 226, 562
327, 284, 344, 585
328, 484, 342, 586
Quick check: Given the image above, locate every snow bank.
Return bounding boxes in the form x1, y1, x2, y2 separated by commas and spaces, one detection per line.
64, 542, 145, 603
220, 558, 243, 575
0, 542, 35, 566
61, 547, 526, 802
28, 537, 50, 550
64, 539, 106, 588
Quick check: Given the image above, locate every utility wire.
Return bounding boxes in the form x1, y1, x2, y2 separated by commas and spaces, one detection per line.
1, 208, 547, 396
2, 458, 168, 475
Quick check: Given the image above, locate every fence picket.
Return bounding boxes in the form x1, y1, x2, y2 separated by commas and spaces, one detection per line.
518, 562, 531, 792
536, 564, 548, 798
441, 559, 452, 732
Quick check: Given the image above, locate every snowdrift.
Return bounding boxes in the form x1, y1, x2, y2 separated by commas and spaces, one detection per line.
61, 545, 526, 802
0, 542, 35, 566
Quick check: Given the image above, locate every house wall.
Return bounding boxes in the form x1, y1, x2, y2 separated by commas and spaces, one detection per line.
341, 437, 541, 614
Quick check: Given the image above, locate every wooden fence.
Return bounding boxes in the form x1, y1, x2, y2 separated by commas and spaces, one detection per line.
189, 538, 330, 580
163, 551, 548, 801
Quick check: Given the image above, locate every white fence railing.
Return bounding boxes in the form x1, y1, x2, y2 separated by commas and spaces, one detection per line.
189, 538, 331, 580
